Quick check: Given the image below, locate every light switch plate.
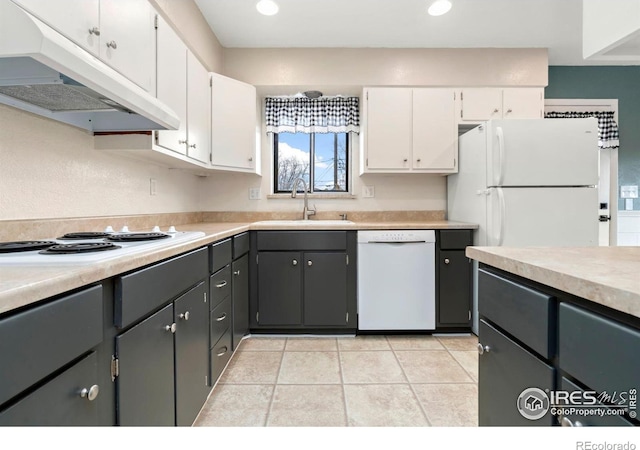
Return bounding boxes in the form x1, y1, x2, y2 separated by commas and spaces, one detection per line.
249, 187, 261, 200
362, 185, 375, 198
149, 178, 157, 196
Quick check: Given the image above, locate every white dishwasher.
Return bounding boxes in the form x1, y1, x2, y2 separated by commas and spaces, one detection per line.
357, 230, 436, 331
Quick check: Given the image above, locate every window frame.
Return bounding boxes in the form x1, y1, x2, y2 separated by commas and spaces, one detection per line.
273, 131, 351, 194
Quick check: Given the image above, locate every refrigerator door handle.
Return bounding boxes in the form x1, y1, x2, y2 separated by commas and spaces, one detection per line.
496, 187, 506, 246
495, 126, 505, 186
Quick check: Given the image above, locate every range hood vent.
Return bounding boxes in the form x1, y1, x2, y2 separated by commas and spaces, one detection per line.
0, 0, 179, 132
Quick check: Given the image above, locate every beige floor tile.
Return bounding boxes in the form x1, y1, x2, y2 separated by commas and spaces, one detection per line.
386, 335, 445, 350
436, 335, 479, 351
218, 351, 283, 384
285, 337, 338, 351
344, 384, 429, 426
395, 350, 474, 383
193, 384, 274, 427
278, 351, 341, 384
413, 383, 478, 426
337, 335, 391, 351
239, 337, 287, 351
340, 351, 406, 384
267, 385, 347, 426
450, 351, 479, 381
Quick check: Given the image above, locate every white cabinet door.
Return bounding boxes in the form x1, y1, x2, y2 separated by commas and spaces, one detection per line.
156, 15, 188, 155
460, 88, 502, 121
210, 73, 257, 171
412, 88, 457, 172
186, 52, 211, 164
502, 88, 543, 119
99, 0, 155, 92
11, 0, 100, 56
364, 88, 412, 170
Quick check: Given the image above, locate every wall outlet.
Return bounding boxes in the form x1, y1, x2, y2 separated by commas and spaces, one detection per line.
362, 185, 375, 198
149, 178, 157, 196
249, 187, 261, 200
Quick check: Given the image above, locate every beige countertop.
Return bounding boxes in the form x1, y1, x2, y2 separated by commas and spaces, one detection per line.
466, 246, 640, 320
0, 219, 476, 315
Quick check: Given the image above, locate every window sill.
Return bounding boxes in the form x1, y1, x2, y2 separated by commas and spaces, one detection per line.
267, 193, 357, 200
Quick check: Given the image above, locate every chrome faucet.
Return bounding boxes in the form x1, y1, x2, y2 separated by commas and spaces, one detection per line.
291, 178, 316, 220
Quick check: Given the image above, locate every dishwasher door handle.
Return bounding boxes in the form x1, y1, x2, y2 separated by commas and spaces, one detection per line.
366, 240, 427, 244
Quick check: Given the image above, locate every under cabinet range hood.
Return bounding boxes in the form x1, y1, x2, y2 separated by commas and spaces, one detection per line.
0, 0, 179, 132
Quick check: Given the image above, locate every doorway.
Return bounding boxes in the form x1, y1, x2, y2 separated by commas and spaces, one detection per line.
544, 99, 619, 246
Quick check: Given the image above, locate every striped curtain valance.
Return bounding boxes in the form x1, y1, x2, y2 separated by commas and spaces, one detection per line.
544, 111, 619, 149
265, 96, 360, 134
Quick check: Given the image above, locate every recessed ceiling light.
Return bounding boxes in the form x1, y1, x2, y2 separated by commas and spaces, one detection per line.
256, 0, 279, 16
428, 0, 452, 16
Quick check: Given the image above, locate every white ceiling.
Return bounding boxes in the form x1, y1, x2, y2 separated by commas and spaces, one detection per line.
193, 0, 618, 66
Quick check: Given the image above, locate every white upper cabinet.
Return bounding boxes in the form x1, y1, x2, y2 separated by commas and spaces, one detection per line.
185, 52, 211, 164
11, 0, 155, 92
210, 72, 258, 173
99, 0, 155, 92
362, 87, 457, 174
156, 14, 187, 155
458, 88, 543, 122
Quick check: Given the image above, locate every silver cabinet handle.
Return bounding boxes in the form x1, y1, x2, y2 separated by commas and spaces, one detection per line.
80, 385, 99, 401
164, 323, 176, 333
216, 313, 227, 322
178, 139, 188, 145
416, 159, 421, 163
506, 109, 513, 114
217, 346, 228, 357
403, 158, 408, 162
444, 258, 450, 265
215, 280, 227, 288
248, 157, 253, 161
292, 259, 298, 266
179, 311, 190, 321
88, 27, 100, 36
189, 143, 197, 148
307, 260, 313, 266
493, 108, 499, 113
477, 343, 490, 355
233, 270, 240, 276
106, 40, 117, 49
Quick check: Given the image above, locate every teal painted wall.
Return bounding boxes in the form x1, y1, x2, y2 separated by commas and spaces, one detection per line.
546, 66, 640, 210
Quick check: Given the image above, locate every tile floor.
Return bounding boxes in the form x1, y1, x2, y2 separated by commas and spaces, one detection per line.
194, 333, 479, 427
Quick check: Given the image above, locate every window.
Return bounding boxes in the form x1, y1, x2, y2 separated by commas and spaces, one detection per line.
274, 132, 349, 193
265, 95, 359, 194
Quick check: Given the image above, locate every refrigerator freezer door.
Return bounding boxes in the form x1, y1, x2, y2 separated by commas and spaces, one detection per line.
487, 119, 600, 187
486, 187, 599, 247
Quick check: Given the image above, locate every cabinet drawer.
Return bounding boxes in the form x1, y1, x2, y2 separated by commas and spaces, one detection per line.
0, 352, 100, 426
210, 239, 232, 273
438, 230, 473, 250
559, 302, 640, 396
559, 377, 635, 427
115, 247, 208, 328
478, 269, 555, 359
257, 231, 347, 251
233, 232, 250, 259
210, 330, 232, 386
478, 319, 555, 426
209, 265, 231, 309
210, 297, 231, 347
0, 285, 103, 407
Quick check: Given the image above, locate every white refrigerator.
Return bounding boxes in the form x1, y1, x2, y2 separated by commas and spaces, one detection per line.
447, 118, 600, 333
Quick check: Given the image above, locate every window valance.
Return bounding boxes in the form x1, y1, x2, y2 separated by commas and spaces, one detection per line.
265, 96, 360, 134
544, 111, 619, 149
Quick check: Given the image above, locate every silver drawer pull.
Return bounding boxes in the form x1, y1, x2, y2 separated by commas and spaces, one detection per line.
164, 323, 176, 333
217, 346, 228, 357
179, 311, 190, 321
292, 259, 298, 266
307, 260, 313, 266
215, 280, 227, 288
477, 343, 490, 355
88, 27, 100, 36
106, 40, 117, 49
444, 258, 450, 264
80, 385, 99, 401
234, 270, 240, 276
216, 313, 227, 322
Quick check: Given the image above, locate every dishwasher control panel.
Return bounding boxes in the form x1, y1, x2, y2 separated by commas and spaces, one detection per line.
357, 230, 436, 243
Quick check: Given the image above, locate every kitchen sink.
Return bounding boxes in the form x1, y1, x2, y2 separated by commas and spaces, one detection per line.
252, 220, 355, 227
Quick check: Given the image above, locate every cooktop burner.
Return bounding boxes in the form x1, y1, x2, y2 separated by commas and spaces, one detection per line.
39, 242, 122, 254
0, 241, 58, 253
106, 232, 170, 242
58, 232, 112, 240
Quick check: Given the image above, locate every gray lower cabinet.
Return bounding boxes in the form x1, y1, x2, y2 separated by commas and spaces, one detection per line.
251, 231, 357, 331
478, 264, 640, 427
0, 285, 107, 426
436, 230, 472, 329
232, 253, 249, 349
